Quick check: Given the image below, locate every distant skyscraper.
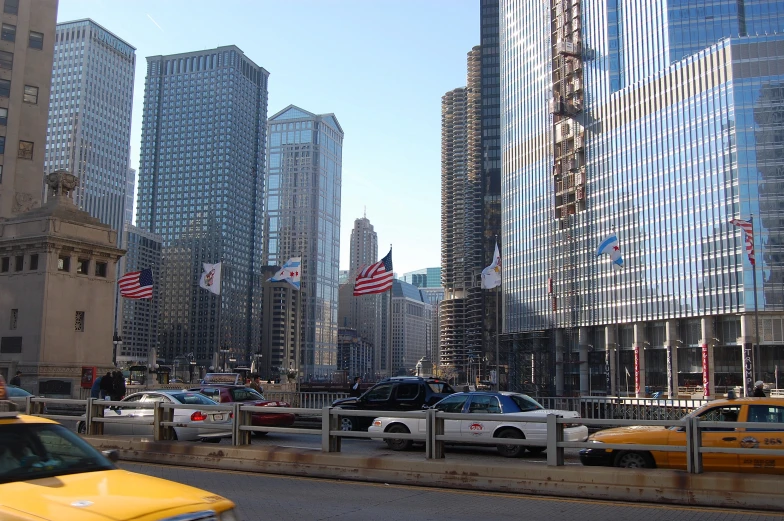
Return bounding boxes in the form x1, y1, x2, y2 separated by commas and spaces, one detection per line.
440, 47, 484, 382
117, 224, 162, 365
391, 280, 434, 375
125, 168, 135, 224
137, 46, 269, 368
0, 0, 57, 219
401, 267, 441, 288
264, 105, 343, 381
44, 19, 135, 238
349, 215, 377, 278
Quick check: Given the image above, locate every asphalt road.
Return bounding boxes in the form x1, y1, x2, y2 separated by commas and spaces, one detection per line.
119, 461, 784, 521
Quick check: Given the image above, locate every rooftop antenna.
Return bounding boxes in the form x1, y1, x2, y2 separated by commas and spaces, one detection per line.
364, 206, 366, 219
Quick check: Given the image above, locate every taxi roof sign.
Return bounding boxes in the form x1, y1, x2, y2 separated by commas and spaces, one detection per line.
202, 373, 241, 385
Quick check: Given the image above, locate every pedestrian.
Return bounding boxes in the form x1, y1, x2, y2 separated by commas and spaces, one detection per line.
9, 371, 21, 387
90, 375, 103, 399
100, 371, 113, 399
112, 371, 126, 401
250, 374, 263, 395
753, 381, 766, 397
350, 376, 362, 397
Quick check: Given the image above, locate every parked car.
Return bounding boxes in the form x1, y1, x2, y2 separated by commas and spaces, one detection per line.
76, 390, 231, 441
579, 397, 784, 473
368, 391, 588, 457
332, 376, 457, 431
0, 412, 237, 520
189, 385, 295, 435
6, 385, 33, 398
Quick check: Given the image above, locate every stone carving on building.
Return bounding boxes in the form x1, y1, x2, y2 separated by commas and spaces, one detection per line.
46, 169, 79, 197
13, 192, 36, 213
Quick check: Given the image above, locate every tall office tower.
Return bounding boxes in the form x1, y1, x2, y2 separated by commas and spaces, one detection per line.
0, 0, 57, 219
440, 47, 484, 384
349, 214, 377, 278
137, 46, 269, 369
480, 0, 503, 378
117, 223, 162, 365
500, 0, 784, 399
124, 167, 135, 224
390, 279, 434, 375
401, 267, 441, 288
44, 19, 135, 238
264, 105, 343, 381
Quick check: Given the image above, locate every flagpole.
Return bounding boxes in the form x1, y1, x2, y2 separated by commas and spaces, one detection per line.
495, 284, 500, 391
215, 261, 223, 369
388, 246, 393, 378
751, 215, 761, 383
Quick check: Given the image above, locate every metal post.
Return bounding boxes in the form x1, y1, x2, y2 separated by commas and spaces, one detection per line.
322, 406, 341, 453
495, 285, 500, 391
751, 216, 762, 383
426, 408, 444, 459
89, 398, 105, 435
546, 414, 564, 466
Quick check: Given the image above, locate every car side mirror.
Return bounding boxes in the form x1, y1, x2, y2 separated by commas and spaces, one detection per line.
102, 449, 120, 462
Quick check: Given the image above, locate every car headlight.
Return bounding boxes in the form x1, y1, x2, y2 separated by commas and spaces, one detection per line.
372, 420, 382, 427
220, 509, 239, 521
588, 439, 604, 444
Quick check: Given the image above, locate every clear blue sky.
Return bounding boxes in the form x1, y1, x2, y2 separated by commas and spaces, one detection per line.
57, 0, 480, 277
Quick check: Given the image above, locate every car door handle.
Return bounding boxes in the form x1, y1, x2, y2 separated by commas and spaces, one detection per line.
722, 437, 737, 442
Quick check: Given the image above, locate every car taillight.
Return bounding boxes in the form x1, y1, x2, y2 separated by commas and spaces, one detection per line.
190, 411, 208, 422
230, 412, 234, 419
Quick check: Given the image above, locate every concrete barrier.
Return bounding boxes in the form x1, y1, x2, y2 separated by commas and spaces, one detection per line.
83, 436, 783, 512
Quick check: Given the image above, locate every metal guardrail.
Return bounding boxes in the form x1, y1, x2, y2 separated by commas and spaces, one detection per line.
12, 396, 784, 474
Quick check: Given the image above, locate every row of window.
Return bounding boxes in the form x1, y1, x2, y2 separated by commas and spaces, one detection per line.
0, 254, 108, 277
1, 23, 44, 48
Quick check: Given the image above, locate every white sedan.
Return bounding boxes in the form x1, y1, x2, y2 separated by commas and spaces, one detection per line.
368, 391, 588, 457
77, 390, 232, 441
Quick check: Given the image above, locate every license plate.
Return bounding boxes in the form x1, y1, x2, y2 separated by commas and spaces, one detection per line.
214, 414, 224, 421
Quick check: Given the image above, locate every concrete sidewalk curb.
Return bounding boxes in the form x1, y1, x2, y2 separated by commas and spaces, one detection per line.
84, 436, 782, 512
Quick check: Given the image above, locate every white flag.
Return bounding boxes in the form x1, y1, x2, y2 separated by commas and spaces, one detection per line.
199, 262, 222, 295
268, 257, 301, 290
481, 243, 502, 289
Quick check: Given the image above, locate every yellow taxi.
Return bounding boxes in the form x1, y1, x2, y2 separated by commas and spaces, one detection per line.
579, 397, 784, 473
0, 412, 238, 520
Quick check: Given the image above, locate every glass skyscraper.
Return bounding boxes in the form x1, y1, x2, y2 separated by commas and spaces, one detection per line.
265, 105, 343, 381
500, 0, 784, 398
44, 19, 135, 238
137, 46, 269, 368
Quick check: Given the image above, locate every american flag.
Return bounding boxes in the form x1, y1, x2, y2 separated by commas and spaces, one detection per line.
118, 268, 154, 299
353, 249, 393, 296
730, 218, 755, 266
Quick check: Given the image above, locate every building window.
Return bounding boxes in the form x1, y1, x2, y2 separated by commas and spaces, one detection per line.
0, 107, 7, 125
0, 165, 3, 183
58, 255, 70, 272
75, 311, 85, 332
23, 85, 38, 104
17, 140, 32, 160
0, 136, 5, 154
1, 257, 8, 272
76, 258, 89, 274
10, 309, 17, 330
0, 51, 12, 70
0, 79, 9, 97
3, 0, 18, 15
29, 254, 38, 270
95, 261, 107, 277
28, 31, 43, 50
1, 23, 15, 42
14, 255, 22, 271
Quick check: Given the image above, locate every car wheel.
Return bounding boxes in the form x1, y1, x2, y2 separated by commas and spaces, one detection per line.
253, 430, 269, 437
495, 429, 525, 458
614, 451, 655, 469
339, 416, 355, 432
527, 446, 545, 455
77, 421, 87, 435
385, 424, 413, 451
201, 437, 221, 443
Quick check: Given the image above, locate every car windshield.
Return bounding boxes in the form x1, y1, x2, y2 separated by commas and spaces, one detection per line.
509, 394, 544, 412
229, 388, 264, 401
0, 423, 115, 484
167, 392, 217, 405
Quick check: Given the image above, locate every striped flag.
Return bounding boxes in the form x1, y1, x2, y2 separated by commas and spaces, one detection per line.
118, 268, 154, 299
730, 218, 755, 266
353, 249, 393, 296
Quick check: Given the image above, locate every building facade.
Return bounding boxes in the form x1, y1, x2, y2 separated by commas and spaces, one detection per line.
440, 48, 484, 383
337, 328, 372, 381
391, 279, 434, 376
0, 0, 57, 220
44, 19, 135, 239
264, 105, 343, 381
116, 223, 162, 365
125, 167, 134, 224
500, 0, 784, 398
401, 266, 442, 288
136, 46, 269, 369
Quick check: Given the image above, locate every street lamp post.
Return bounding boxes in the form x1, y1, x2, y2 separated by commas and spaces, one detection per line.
112, 332, 122, 367
219, 349, 230, 372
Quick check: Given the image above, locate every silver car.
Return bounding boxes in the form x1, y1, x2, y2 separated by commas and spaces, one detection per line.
77, 390, 231, 441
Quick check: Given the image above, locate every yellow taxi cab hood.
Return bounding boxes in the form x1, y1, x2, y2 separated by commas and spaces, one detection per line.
1, 469, 232, 521
590, 425, 669, 441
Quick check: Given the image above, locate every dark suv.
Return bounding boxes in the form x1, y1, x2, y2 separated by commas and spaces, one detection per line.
331, 377, 456, 431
